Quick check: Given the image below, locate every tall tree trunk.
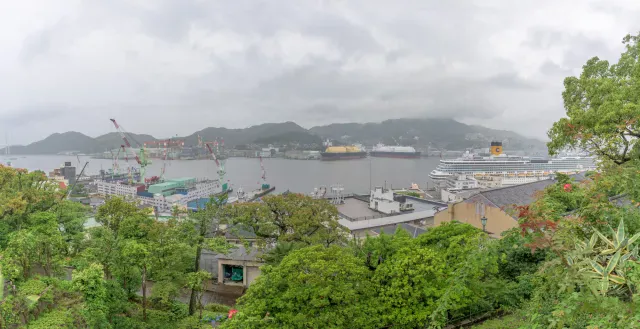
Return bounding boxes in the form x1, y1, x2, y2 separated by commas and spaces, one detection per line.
142, 264, 147, 322
188, 245, 202, 315
104, 264, 112, 280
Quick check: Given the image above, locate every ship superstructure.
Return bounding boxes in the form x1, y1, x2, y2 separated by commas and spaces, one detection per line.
429, 142, 596, 186
321, 145, 367, 160
370, 144, 420, 158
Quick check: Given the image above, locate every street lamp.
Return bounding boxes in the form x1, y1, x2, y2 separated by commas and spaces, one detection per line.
480, 216, 488, 232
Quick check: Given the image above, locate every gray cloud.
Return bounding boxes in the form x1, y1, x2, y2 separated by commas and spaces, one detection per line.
2, 0, 640, 143
1, 104, 70, 127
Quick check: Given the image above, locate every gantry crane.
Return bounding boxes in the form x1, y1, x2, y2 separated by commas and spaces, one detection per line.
205, 143, 227, 192
110, 118, 149, 184
108, 147, 122, 180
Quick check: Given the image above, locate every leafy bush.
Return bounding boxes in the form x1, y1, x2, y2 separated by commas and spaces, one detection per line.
28, 309, 75, 329
204, 302, 231, 313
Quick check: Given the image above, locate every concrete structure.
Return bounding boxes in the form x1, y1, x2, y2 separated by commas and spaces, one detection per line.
48, 162, 77, 186
96, 181, 141, 197
445, 175, 479, 190
96, 178, 222, 211
476, 176, 503, 189
434, 175, 588, 236
440, 188, 481, 203
439, 175, 482, 203
200, 245, 263, 288
337, 195, 447, 239
369, 187, 414, 214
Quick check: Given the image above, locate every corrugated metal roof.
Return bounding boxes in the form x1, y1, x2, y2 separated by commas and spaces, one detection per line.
170, 177, 196, 183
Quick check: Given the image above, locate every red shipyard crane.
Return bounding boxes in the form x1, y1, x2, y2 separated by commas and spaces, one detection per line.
110, 118, 150, 184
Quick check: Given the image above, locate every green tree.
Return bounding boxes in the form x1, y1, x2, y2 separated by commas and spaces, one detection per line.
122, 240, 151, 321
228, 193, 348, 248
2, 229, 37, 281
185, 195, 232, 316
0, 167, 64, 234
147, 219, 195, 309
83, 197, 152, 281
547, 32, 640, 164
353, 227, 413, 270
72, 263, 111, 329
53, 200, 88, 256
29, 212, 67, 276
222, 245, 379, 329
185, 271, 211, 320
373, 245, 448, 328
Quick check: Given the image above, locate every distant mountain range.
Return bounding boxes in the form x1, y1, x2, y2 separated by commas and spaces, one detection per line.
309, 118, 545, 150
0, 118, 545, 155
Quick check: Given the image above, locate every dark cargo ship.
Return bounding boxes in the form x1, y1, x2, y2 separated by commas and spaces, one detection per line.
321, 146, 367, 161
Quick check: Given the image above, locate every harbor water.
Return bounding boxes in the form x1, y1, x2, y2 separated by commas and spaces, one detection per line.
5, 155, 442, 194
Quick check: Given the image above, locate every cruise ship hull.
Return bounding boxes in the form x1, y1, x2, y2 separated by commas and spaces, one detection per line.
320, 152, 367, 161
370, 151, 421, 159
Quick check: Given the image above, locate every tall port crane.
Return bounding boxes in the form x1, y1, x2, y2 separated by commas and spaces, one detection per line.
109, 147, 122, 180
159, 139, 170, 181
110, 118, 149, 183
121, 145, 133, 184
259, 155, 267, 185
205, 143, 227, 191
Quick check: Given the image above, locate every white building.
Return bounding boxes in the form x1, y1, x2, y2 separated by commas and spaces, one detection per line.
96, 179, 221, 211
439, 175, 481, 203
501, 176, 550, 186
369, 187, 413, 214
96, 181, 140, 197
445, 175, 479, 190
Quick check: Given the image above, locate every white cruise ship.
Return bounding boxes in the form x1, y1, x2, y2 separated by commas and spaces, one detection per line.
429, 142, 596, 186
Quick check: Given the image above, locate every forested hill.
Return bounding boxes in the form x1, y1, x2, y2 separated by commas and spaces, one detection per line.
2, 118, 544, 154
310, 118, 546, 150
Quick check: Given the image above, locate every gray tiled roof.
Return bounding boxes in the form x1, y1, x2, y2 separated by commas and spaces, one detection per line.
211, 245, 262, 262
468, 174, 590, 208
224, 226, 258, 239
469, 180, 554, 208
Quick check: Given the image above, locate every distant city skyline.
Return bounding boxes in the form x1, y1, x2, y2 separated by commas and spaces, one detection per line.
1, 0, 639, 144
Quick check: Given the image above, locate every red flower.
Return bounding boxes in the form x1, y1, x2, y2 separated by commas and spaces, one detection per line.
228, 309, 238, 319
563, 184, 572, 192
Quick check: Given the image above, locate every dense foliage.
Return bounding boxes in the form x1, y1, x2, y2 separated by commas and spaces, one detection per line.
0, 166, 352, 328
547, 32, 640, 164
222, 32, 640, 329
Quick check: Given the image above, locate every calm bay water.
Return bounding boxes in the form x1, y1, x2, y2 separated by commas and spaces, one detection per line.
5, 155, 442, 194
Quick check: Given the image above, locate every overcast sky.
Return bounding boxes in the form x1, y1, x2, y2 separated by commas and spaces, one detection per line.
1, 0, 639, 144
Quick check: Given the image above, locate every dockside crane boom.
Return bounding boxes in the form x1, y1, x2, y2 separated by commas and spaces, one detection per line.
160, 139, 169, 181
260, 155, 266, 183
66, 161, 89, 199
206, 143, 227, 189
110, 118, 148, 183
